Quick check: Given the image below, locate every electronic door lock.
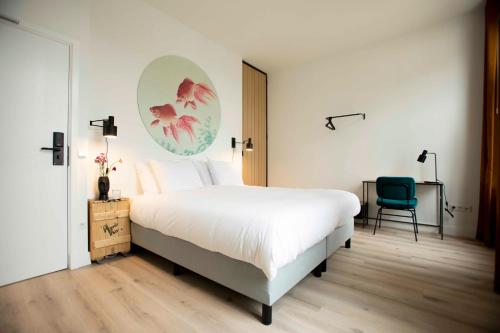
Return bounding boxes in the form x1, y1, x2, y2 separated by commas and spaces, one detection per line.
40, 132, 64, 165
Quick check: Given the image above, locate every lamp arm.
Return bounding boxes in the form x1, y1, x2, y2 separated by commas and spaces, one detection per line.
428, 152, 438, 182
89, 119, 105, 127
325, 113, 365, 131
434, 154, 437, 182
233, 138, 250, 145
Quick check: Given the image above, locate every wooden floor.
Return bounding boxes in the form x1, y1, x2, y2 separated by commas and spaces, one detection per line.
1, 225, 499, 333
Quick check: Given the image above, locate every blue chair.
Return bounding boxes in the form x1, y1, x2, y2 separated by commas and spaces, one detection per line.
373, 177, 419, 241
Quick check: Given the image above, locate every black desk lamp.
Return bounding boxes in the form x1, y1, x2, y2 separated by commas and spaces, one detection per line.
417, 150, 438, 183
417, 149, 454, 218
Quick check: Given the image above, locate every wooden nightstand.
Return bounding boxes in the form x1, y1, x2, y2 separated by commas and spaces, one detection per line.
88, 198, 131, 262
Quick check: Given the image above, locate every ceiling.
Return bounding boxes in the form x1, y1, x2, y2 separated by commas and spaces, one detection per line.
144, 0, 484, 72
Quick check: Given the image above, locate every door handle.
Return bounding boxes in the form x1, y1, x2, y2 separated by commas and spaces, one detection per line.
40, 147, 61, 151
40, 132, 64, 165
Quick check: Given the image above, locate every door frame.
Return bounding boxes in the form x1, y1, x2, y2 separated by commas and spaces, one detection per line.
0, 15, 80, 270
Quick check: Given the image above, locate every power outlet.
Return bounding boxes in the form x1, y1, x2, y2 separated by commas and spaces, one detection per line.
451, 205, 473, 213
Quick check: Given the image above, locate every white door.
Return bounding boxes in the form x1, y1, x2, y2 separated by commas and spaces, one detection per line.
0, 21, 69, 286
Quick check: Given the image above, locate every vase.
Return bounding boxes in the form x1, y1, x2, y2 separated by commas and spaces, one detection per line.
98, 176, 110, 201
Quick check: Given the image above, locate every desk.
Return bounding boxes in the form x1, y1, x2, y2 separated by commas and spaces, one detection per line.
362, 180, 444, 240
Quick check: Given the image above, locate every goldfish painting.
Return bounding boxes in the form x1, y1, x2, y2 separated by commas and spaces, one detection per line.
149, 103, 199, 143
138, 55, 221, 156
176, 78, 216, 110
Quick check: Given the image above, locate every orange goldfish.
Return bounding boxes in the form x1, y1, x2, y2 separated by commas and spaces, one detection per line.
176, 78, 215, 110
149, 103, 199, 143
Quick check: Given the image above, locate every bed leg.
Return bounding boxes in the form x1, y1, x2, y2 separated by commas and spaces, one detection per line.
262, 304, 272, 325
130, 243, 139, 253
313, 264, 322, 277
345, 238, 351, 249
320, 259, 327, 272
173, 263, 182, 276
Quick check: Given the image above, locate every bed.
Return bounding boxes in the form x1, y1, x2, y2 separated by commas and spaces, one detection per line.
130, 181, 360, 325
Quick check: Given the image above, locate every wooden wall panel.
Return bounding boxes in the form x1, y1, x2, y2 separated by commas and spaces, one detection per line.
242, 63, 267, 186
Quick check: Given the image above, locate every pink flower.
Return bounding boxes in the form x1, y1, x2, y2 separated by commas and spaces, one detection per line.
95, 153, 121, 177
94, 153, 107, 165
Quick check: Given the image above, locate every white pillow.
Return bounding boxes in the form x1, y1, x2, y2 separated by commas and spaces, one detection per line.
135, 162, 160, 194
207, 159, 244, 186
149, 159, 203, 192
192, 160, 213, 186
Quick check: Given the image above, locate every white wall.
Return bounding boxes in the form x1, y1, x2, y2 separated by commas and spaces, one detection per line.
268, 8, 484, 238
87, 0, 242, 197
1, 0, 242, 269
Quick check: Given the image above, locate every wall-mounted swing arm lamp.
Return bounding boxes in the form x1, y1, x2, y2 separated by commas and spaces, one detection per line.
325, 113, 366, 130
90, 116, 118, 138
231, 137, 253, 151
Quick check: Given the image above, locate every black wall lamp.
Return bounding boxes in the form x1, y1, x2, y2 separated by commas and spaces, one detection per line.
231, 137, 253, 151
417, 149, 438, 183
325, 113, 366, 130
90, 116, 117, 138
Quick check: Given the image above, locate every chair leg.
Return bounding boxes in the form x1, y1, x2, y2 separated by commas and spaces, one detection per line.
411, 210, 418, 242
373, 208, 381, 235
411, 210, 416, 234
378, 208, 383, 228
414, 210, 419, 234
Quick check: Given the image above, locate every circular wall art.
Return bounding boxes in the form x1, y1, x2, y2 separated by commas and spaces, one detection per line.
137, 55, 221, 156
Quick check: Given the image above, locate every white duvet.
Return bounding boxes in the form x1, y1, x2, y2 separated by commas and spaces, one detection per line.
130, 186, 360, 280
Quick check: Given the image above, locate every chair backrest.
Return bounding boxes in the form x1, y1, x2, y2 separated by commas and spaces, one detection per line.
376, 177, 416, 200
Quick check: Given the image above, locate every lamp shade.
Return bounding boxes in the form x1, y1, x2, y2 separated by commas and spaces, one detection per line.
103, 116, 118, 137
417, 150, 427, 163
245, 138, 253, 151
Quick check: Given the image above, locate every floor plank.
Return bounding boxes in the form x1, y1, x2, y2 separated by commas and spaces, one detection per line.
1, 225, 499, 333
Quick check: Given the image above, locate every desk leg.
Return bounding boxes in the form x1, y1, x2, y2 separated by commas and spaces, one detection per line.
361, 182, 366, 229
365, 183, 369, 227
439, 184, 444, 240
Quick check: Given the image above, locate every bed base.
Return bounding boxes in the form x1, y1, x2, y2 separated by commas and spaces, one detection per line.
131, 220, 353, 325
